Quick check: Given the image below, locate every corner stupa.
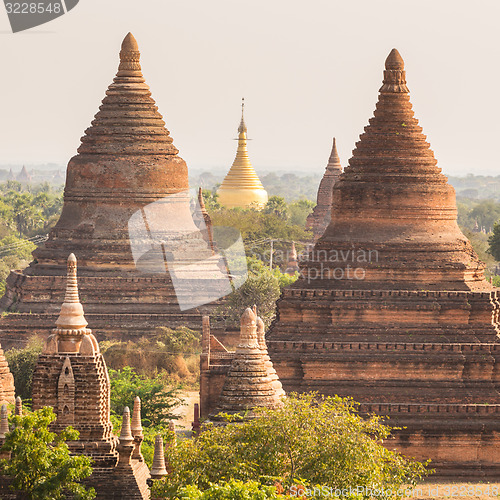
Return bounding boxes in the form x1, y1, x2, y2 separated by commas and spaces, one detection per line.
306, 138, 343, 241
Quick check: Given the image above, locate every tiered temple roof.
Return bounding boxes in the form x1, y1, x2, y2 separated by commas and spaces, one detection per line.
209, 307, 284, 419
267, 49, 500, 478
0, 33, 229, 347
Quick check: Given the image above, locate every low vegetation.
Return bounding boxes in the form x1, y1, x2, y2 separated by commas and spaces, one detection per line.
153, 393, 429, 499
0, 406, 95, 500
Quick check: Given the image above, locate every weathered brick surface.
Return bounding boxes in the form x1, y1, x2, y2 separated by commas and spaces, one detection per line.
31, 248, 150, 497
306, 138, 343, 241
268, 49, 500, 478
0, 32, 227, 347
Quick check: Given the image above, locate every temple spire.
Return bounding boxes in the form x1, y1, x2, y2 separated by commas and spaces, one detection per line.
150, 435, 168, 479
216, 101, 268, 209
0, 404, 8, 438
55, 254, 88, 331
380, 48, 409, 93
238, 97, 247, 134
327, 138, 342, 171
305, 138, 343, 240
117, 33, 142, 76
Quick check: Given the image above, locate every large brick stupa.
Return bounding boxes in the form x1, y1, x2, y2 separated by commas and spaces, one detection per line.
0, 33, 229, 346
267, 49, 500, 477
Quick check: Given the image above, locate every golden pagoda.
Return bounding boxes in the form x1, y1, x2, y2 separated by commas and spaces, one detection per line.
216, 100, 268, 209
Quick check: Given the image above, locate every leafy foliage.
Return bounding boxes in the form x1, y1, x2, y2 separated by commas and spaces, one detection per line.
5, 337, 43, 403
216, 257, 297, 329
153, 393, 429, 499
488, 223, 500, 261
0, 182, 63, 297
108, 366, 183, 427
0, 406, 95, 500
164, 479, 294, 499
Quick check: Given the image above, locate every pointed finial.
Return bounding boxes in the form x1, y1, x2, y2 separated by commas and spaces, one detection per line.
118, 32, 142, 76
15, 397, 22, 416
238, 307, 260, 350
131, 396, 143, 438
256, 316, 266, 350
0, 404, 9, 438
238, 97, 247, 134
150, 435, 168, 479
55, 254, 88, 330
241, 307, 257, 326
119, 407, 134, 446
327, 137, 341, 169
385, 48, 405, 70
380, 48, 409, 94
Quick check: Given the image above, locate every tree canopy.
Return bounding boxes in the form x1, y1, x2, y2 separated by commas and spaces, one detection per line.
152, 393, 429, 499
0, 406, 95, 500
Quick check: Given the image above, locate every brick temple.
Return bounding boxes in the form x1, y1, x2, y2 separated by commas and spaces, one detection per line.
267, 49, 500, 478
0, 254, 173, 498
306, 138, 343, 241
0, 33, 229, 348
200, 309, 284, 419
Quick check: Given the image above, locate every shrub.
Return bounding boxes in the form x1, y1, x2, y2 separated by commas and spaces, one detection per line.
108, 366, 183, 427
153, 393, 429, 499
0, 406, 94, 500
5, 337, 43, 403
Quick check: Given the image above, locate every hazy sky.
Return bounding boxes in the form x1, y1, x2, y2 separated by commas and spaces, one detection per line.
1, 0, 499, 176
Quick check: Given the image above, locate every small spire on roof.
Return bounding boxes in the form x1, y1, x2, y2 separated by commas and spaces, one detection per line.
238, 97, 247, 134
380, 48, 409, 94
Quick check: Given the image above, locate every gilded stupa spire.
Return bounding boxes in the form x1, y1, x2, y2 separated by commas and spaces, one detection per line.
216, 100, 268, 209
238, 98, 247, 134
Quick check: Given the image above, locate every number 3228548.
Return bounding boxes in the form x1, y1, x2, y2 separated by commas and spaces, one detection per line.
5, 3, 62, 14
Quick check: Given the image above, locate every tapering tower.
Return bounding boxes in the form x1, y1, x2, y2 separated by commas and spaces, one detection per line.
216, 99, 268, 209
306, 138, 343, 241
210, 307, 284, 420
268, 49, 500, 478
31, 254, 150, 499
0, 33, 229, 347
32, 254, 117, 463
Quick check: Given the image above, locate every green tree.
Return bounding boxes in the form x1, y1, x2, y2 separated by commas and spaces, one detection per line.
161, 479, 295, 499
217, 257, 297, 328
0, 406, 95, 500
488, 222, 500, 261
153, 393, 428, 499
201, 189, 221, 211
5, 338, 43, 403
264, 196, 289, 220
288, 199, 315, 226
470, 200, 500, 233
109, 366, 183, 427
